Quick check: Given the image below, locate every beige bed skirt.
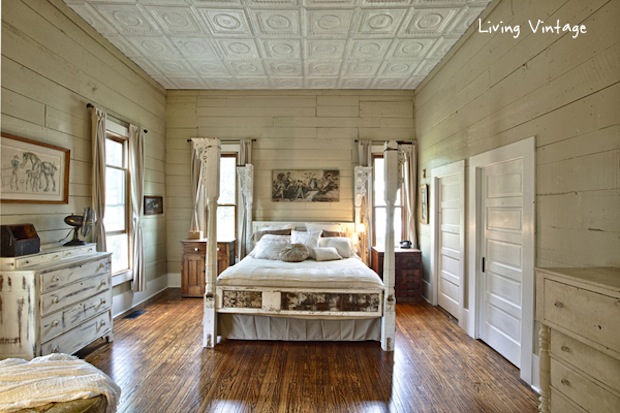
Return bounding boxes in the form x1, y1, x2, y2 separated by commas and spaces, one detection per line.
218, 314, 381, 342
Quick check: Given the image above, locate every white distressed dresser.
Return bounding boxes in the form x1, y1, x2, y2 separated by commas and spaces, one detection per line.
0, 244, 113, 359
536, 267, 620, 413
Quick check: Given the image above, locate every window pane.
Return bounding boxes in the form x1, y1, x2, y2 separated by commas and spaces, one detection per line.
105, 168, 126, 232
374, 207, 403, 248
106, 139, 124, 168
217, 206, 235, 240
107, 233, 129, 274
374, 158, 385, 206
219, 157, 236, 205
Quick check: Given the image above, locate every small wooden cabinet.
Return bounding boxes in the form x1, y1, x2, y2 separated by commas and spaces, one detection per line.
371, 246, 422, 302
181, 239, 235, 297
536, 267, 620, 413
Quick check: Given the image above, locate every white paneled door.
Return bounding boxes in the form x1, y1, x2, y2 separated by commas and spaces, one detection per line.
479, 158, 525, 367
437, 174, 462, 318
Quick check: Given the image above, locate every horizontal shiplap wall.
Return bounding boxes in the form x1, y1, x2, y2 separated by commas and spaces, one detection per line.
166, 90, 415, 272
415, 0, 620, 284
1, 0, 168, 288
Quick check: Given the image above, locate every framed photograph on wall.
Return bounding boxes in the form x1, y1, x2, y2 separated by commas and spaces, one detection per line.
419, 184, 429, 224
0, 132, 70, 204
144, 196, 163, 215
272, 169, 340, 202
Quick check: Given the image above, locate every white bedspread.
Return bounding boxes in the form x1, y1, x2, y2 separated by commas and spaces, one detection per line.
0, 353, 120, 413
217, 256, 384, 290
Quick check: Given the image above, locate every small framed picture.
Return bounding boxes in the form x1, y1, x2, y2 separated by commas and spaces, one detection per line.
144, 195, 163, 215
419, 184, 428, 224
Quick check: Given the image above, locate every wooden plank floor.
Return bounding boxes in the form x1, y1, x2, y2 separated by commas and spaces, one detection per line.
78, 289, 538, 413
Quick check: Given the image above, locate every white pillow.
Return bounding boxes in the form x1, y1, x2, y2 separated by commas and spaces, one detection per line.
318, 237, 356, 258
249, 234, 291, 259
312, 247, 342, 261
291, 229, 321, 249
305, 222, 343, 233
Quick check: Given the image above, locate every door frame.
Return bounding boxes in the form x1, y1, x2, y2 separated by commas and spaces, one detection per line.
467, 137, 535, 385
430, 160, 466, 330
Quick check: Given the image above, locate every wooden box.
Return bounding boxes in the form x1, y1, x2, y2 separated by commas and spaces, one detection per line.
1, 224, 40, 257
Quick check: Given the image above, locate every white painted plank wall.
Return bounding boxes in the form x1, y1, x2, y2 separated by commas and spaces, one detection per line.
1, 0, 168, 288
415, 0, 619, 298
166, 90, 415, 272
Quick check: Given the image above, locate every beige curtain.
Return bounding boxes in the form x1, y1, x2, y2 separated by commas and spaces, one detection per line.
91, 107, 107, 252
236, 139, 253, 259
129, 125, 146, 292
399, 143, 418, 249
357, 140, 373, 265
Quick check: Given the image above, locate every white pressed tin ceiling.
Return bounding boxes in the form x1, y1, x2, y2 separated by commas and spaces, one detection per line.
63, 0, 492, 90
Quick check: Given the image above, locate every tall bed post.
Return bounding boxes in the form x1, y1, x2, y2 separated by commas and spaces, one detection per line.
381, 141, 399, 351
192, 138, 221, 348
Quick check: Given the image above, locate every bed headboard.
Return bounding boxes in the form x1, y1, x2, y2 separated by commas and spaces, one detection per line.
252, 221, 355, 237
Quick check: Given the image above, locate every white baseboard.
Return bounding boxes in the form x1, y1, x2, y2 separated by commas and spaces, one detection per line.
531, 353, 541, 393
112, 274, 170, 318
168, 272, 181, 288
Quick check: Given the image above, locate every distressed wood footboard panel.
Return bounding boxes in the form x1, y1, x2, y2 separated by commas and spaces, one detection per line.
217, 287, 383, 318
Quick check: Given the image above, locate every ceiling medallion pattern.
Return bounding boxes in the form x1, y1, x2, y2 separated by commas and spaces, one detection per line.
63, 0, 491, 90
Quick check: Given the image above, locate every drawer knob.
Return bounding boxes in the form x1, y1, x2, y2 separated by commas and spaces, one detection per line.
100, 298, 107, 305
554, 301, 564, 308
194, 247, 199, 252
51, 296, 60, 304
560, 378, 570, 386
52, 346, 59, 353
52, 276, 59, 283
52, 320, 60, 327
561, 345, 570, 352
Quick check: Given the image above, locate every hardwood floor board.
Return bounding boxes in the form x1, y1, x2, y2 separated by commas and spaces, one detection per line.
77, 288, 538, 412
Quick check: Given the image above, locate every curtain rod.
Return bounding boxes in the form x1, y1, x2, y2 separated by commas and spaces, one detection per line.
86, 103, 148, 134
355, 139, 414, 144
186, 138, 257, 142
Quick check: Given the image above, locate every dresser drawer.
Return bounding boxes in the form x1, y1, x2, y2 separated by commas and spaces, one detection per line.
550, 388, 586, 413
544, 279, 619, 353
40, 311, 111, 356
40, 256, 110, 293
551, 358, 620, 413
183, 242, 206, 255
40, 290, 111, 343
551, 329, 620, 393
41, 273, 111, 316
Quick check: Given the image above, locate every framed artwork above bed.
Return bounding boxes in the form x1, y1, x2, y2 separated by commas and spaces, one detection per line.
272, 169, 339, 202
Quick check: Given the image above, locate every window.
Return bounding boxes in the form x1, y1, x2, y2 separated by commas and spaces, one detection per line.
373, 156, 403, 248
217, 154, 237, 241
104, 132, 130, 275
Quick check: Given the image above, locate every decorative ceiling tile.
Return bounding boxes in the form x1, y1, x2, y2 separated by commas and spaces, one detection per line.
145, 6, 204, 35
399, 7, 457, 36
347, 39, 392, 60
188, 60, 231, 76
125, 36, 183, 59
251, 9, 301, 37
172, 37, 221, 60
91, 4, 160, 35
218, 39, 261, 59
64, 0, 492, 89
305, 60, 343, 77
305, 39, 347, 59
355, 8, 408, 37
377, 59, 420, 77
198, 9, 252, 36
225, 60, 267, 76
305, 9, 354, 38
260, 39, 302, 59
265, 60, 303, 76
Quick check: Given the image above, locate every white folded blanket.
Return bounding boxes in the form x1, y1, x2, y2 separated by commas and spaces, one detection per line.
0, 353, 120, 413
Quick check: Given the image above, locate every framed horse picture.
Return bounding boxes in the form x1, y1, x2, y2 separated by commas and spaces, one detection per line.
1, 133, 70, 204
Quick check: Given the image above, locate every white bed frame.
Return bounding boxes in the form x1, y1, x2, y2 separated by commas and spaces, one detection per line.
195, 139, 399, 351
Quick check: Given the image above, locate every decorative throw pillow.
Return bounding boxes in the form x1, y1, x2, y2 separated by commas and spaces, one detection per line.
249, 234, 291, 259
279, 243, 309, 262
252, 228, 292, 243
312, 247, 342, 261
318, 237, 356, 258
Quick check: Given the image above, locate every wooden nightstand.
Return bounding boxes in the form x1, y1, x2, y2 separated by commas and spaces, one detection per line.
180, 239, 235, 297
371, 246, 422, 302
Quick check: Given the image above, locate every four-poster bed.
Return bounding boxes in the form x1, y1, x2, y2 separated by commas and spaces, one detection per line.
191, 138, 402, 351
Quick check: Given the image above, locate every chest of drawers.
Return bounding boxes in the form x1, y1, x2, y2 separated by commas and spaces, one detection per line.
536, 267, 620, 413
0, 244, 113, 359
371, 247, 422, 302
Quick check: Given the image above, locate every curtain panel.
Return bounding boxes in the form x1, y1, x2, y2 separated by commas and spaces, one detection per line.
91, 108, 107, 252
129, 126, 146, 292
398, 143, 418, 249
356, 140, 373, 265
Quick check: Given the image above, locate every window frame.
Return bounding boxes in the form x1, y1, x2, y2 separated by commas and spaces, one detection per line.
371, 153, 405, 248
217, 152, 238, 243
104, 129, 132, 283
